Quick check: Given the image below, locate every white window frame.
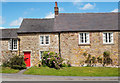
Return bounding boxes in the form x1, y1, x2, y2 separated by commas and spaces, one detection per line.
8, 39, 12, 50
103, 32, 114, 44
40, 36, 44, 45
39, 51, 44, 61
79, 32, 90, 44
8, 39, 18, 51
13, 39, 18, 51
45, 35, 50, 45
40, 35, 50, 45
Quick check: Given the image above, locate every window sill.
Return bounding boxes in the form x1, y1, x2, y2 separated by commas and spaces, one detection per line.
78, 44, 91, 46
9, 50, 18, 51
103, 43, 114, 45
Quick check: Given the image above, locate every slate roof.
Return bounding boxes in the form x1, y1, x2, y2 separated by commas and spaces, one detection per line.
18, 13, 119, 33
0, 28, 18, 39
18, 18, 55, 33
1, 13, 119, 39
54, 13, 119, 32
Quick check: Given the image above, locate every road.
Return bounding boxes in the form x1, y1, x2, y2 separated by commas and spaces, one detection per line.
1, 73, 119, 81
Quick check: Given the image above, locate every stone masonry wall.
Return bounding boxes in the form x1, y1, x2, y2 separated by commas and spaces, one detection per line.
18, 33, 59, 66
60, 32, 119, 66
0, 40, 18, 65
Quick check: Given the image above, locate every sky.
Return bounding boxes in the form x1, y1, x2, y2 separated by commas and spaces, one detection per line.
0, 2, 119, 29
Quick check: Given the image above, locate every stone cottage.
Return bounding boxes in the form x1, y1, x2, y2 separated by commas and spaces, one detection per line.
0, 2, 120, 67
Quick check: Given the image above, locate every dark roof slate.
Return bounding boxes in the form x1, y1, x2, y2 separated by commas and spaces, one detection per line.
18, 18, 54, 33
0, 28, 18, 39
54, 13, 119, 32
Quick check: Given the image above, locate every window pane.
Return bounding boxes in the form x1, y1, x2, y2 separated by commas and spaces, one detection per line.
13, 39, 17, 50
8, 39, 12, 50
85, 33, 87, 43
103, 32, 113, 44
45, 36, 49, 44
40, 36, 44, 44
79, 33, 89, 44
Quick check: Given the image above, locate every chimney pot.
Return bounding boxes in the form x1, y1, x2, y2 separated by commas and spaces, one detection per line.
54, 2, 59, 16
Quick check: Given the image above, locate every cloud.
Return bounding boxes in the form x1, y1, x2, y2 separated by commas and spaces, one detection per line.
10, 17, 23, 26
59, 7, 64, 12
111, 9, 118, 12
0, 0, 6, 2
45, 12, 54, 18
79, 3, 95, 10
0, 27, 5, 29
73, 0, 83, 5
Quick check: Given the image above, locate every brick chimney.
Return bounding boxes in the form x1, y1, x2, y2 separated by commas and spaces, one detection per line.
54, 2, 59, 16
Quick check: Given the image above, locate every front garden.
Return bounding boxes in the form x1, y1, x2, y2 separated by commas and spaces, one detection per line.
1, 51, 119, 76
23, 66, 119, 76
0, 67, 20, 73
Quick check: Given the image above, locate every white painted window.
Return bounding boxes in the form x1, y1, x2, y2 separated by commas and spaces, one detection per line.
13, 39, 18, 50
8, 39, 12, 50
39, 51, 44, 60
8, 39, 18, 50
103, 32, 113, 44
45, 36, 49, 45
40, 35, 50, 45
79, 32, 90, 44
40, 36, 44, 45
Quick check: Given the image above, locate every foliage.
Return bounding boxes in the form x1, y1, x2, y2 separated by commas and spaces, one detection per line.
42, 51, 63, 69
83, 51, 113, 67
2, 55, 27, 70
2, 61, 11, 67
97, 56, 102, 64
62, 61, 71, 67
103, 51, 112, 66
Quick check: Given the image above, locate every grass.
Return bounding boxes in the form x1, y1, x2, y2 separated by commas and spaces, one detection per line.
0, 67, 20, 73
23, 66, 119, 77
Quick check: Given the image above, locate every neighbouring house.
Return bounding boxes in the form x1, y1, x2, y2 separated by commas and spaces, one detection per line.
0, 2, 120, 67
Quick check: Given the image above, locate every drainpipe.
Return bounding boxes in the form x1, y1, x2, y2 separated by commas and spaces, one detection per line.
58, 32, 61, 56
18, 38, 20, 56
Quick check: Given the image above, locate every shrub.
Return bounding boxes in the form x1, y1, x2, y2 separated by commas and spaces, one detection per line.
97, 56, 102, 64
67, 60, 71, 67
2, 55, 26, 70
10, 55, 26, 70
2, 61, 11, 67
62, 63, 67, 67
42, 51, 63, 69
103, 51, 112, 66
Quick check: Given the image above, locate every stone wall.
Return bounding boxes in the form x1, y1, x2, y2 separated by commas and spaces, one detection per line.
0, 40, 18, 64
60, 31, 119, 66
18, 33, 59, 66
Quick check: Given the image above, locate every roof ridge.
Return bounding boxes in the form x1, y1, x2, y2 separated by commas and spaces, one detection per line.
1, 28, 19, 30
59, 12, 118, 14
24, 18, 54, 20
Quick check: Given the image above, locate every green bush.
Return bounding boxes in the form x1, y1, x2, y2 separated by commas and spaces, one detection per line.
2, 55, 26, 70
97, 56, 102, 64
2, 61, 11, 67
42, 51, 63, 69
103, 51, 112, 66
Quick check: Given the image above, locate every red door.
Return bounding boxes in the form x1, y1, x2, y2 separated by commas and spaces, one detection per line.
24, 52, 31, 67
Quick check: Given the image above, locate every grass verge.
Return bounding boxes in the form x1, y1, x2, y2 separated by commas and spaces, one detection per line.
0, 67, 20, 73
23, 66, 119, 77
